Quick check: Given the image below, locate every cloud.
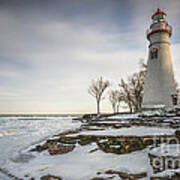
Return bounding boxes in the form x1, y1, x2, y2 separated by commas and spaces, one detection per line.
171, 43, 180, 82
0, 0, 179, 113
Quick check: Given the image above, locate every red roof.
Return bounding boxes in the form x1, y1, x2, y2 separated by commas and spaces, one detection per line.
152, 8, 167, 19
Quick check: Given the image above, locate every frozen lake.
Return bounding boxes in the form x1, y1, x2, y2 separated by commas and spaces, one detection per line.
0, 115, 81, 179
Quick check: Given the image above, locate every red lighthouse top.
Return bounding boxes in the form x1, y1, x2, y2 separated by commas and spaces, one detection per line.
151, 8, 167, 19
147, 8, 172, 40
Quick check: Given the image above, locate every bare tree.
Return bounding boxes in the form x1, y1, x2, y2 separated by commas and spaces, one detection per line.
119, 60, 147, 113
88, 77, 110, 114
116, 91, 124, 113
128, 71, 146, 111
109, 90, 124, 113
119, 79, 133, 113
109, 90, 118, 113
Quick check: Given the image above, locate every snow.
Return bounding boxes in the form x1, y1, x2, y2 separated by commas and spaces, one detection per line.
2, 113, 180, 179
140, 110, 165, 116
96, 173, 120, 180
108, 113, 140, 119
84, 126, 105, 130
93, 120, 126, 124
108, 110, 165, 119
67, 126, 175, 137
151, 169, 180, 178
163, 119, 172, 123
149, 144, 180, 178
0, 172, 12, 180
110, 145, 121, 149
99, 139, 108, 143
149, 144, 180, 157
142, 104, 165, 109
4, 143, 150, 180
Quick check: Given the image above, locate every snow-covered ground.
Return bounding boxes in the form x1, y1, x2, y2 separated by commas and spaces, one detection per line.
4, 143, 151, 180
108, 113, 140, 119
149, 144, 180, 157
107, 110, 174, 120
1, 113, 180, 179
92, 120, 127, 124
149, 144, 180, 178
67, 126, 175, 137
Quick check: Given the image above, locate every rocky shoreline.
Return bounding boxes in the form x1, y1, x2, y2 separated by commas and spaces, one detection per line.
3, 111, 180, 180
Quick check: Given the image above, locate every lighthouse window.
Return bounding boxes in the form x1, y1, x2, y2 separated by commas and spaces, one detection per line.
150, 48, 158, 59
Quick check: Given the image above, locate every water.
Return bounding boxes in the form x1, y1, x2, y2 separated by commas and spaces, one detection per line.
0, 114, 81, 179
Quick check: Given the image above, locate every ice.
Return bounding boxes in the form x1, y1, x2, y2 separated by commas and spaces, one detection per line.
0, 115, 81, 179
0, 130, 23, 137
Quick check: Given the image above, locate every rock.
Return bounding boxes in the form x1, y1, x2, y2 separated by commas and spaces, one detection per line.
30, 144, 48, 152
82, 114, 98, 119
175, 130, 180, 136
40, 175, 62, 180
105, 169, 147, 179
151, 172, 180, 180
149, 144, 180, 174
48, 143, 75, 155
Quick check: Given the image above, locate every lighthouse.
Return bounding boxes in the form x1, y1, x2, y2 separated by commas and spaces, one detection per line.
142, 9, 176, 109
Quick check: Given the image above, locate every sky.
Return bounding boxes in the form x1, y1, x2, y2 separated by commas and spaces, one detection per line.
0, 0, 180, 114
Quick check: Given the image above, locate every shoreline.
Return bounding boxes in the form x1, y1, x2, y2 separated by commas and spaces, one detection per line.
2, 111, 180, 179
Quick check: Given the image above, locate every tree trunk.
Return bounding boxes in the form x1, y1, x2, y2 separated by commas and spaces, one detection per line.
134, 105, 138, 112
128, 103, 133, 113
117, 104, 120, 113
112, 104, 116, 114
97, 100, 100, 114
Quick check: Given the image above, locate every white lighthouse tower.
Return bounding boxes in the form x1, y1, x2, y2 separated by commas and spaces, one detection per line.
142, 9, 176, 110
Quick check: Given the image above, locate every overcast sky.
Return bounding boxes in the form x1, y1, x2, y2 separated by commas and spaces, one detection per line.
0, 0, 180, 114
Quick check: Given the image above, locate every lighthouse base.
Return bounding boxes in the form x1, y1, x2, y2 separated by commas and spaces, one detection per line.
141, 104, 166, 111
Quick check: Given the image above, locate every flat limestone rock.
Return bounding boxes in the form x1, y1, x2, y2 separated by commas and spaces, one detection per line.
40, 175, 62, 180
